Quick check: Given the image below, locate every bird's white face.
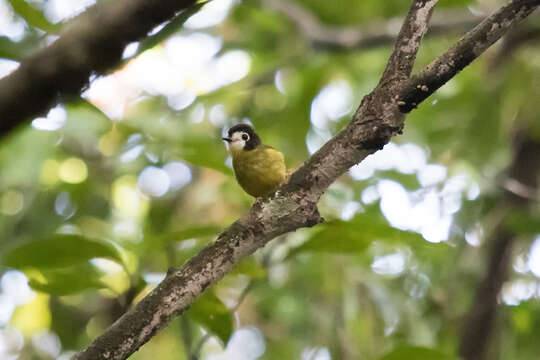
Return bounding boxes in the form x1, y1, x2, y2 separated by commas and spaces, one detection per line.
227, 131, 250, 152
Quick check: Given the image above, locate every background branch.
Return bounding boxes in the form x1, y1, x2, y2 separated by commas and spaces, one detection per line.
459, 132, 540, 360
263, 0, 481, 50
0, 0, 197, 138
490, 24, 540, 69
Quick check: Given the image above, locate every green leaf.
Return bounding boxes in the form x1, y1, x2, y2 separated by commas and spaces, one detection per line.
232, 258, 266, 278
178, 135, 232, 175
160, 226, 221, 266
49, 296, 89, 349
379, 346, 458, 360
0, 36, 22, 60
288, 212, 425, 258
291, 220, 370, 255
0, 127, 57, 187
1, 234, 125, 270
505, 210, 540, 236
8, 0, 60, 33
161, 225, 221, 244
64, 99, 112, 139
27, 262, 107, 295
188, 291, 233, 344
0, 35, 37, 60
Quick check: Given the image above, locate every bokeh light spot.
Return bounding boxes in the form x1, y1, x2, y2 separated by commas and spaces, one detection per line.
310, 80, 353, 130
1, 271, 34, 306
44, 0, 96, 22
371, 252, 406, 276
185, 0, 237, 29
0, 59, 20, 78
527, 237, 540, 278
301, 347, 331, 360
112, 175, 149, 218
32, 331, 61, 359
10, 293, 51, 336
58, 158, 88, 184
98, 129, 122, 156
1, 190, 24, 216
216, 50, 251, 84
40, 159, 60, 185
137, 166, 170, 197
163, 162, 192, 190
208, 326, 265, 360
31, 106, 66, 131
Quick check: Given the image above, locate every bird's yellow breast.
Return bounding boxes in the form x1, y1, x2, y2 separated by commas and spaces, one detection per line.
231, 145, 286, 197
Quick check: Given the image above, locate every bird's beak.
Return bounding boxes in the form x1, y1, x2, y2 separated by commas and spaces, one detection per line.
222, 137, 232, 143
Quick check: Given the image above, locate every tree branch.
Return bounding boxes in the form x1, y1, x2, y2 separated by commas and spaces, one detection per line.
380, 0, 439, 86
263, 0, 481, 50
460, 227, 513, 360
490, 24, 540, 69
398, 0, 540, 112
459, 134, 540, 360
72, 1, 438, 359
65, 0, 536, 359
0, 0, 197, 138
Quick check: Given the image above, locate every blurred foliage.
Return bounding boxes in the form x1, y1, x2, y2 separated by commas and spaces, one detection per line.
7, 0, 59, 33
0, 0, 540, 359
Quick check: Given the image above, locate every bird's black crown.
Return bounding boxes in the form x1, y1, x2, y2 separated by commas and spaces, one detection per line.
228, 124, 261, 150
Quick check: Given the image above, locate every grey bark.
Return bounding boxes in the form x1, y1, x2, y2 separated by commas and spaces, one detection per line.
71, 1, 540, 359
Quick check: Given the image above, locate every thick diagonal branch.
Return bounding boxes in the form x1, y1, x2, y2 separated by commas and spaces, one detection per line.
73, 1, 437, 359
68, 0, 536, 359
0, 0, 197, 138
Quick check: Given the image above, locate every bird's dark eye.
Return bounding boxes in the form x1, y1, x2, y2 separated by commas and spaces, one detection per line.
242, 133, 249, 141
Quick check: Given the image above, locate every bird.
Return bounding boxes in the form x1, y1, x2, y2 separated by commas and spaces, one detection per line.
222, 124, 286, 197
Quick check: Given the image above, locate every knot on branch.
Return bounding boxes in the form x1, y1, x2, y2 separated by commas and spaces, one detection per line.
305, 212, 324, 227
299, 202, 323, 228
397, 81, 433, 113
397, 99, 417, 113
360, 123, 402, 150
